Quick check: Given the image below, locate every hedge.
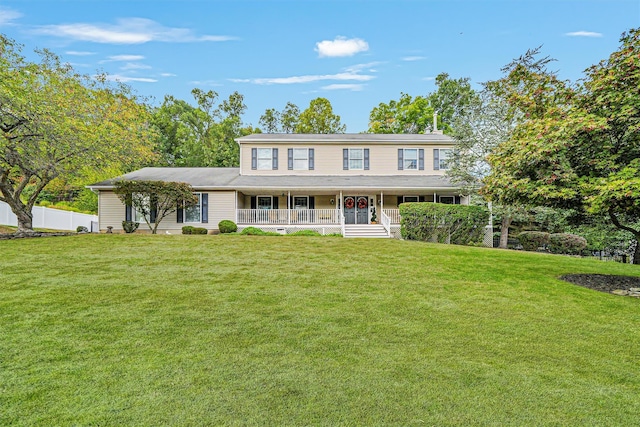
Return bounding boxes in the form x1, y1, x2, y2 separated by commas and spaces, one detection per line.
399, 203, 488, 245
218, 220, 238, 234
517, 231, 550, 251
548, 233, 587, 255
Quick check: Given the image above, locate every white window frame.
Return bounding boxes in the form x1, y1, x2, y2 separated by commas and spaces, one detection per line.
257, 195, 273, 210
440, 196, 455, 204
293, 196, 309, 210
403, 196, 419, 203
437, 148, 452, 171
184, 193, 202, 223
403, 148, 418, 170
257, 148, 273, 170
293, 148, 309, 170
348, 148, 364, 170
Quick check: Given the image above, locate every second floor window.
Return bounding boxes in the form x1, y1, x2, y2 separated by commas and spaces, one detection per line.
343, 148, 370, 170
398, 148, 424, 170
434, 148, 452, 170
251, 147, 278, 170
288, 148, 315, 170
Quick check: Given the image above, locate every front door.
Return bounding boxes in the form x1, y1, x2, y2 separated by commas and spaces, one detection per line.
344, 196, 369, 224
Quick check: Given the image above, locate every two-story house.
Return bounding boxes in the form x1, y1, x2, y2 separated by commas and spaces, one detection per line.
89, 133, 467, 237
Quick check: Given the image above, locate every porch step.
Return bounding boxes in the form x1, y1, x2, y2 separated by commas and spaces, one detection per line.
343, 224, 390, 238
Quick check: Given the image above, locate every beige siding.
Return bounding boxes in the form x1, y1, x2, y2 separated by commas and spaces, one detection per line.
98, 190, 237, 233
240, 143, 453, 176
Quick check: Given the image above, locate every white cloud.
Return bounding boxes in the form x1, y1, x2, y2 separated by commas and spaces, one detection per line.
32, 18, 237, 44
0, 7, 22, 26
121, 62, 152, 70
322, 84, 364, 91
402, 56, 426, 61
103, 54, 145, 62
65, 51, 96, 56
230, 71, 375, 85
103, 74, 157, 83
160, 73, 177, 77
343, 61, 383, 73
565, 31, 603, 37
315, 36, 369, 57
189, 80, 222, 87
422, 76, 436, 81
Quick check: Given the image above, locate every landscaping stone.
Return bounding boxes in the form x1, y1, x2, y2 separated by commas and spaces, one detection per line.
561, 274, 640, 298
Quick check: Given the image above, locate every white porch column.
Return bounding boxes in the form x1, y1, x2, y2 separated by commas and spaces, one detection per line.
433, 192, 437, 203
380, 191, 384, 211
287, 190, 291, 225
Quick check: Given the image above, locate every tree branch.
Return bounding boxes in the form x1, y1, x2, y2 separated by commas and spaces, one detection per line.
608, 206, 640, 238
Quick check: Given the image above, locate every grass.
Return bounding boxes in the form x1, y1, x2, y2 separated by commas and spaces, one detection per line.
1, 234, 639, 426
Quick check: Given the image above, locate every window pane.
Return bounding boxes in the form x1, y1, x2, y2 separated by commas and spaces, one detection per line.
404, 196, 419, 203
257, 148, 272, 170
293, 159, 308, 170
439, 149, 452, 170
404, 149, 417, 170
294, 196, 308, 209
185, 193, 201, 222
257, 196, 272, 210
349, 159, 363, 169
348, 148, 363, 170
293, 148, 308, 170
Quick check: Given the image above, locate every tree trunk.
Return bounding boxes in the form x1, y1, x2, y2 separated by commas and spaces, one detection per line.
13, 204, 35, 234
633, 238, 640, 265
499, 215, 512, 249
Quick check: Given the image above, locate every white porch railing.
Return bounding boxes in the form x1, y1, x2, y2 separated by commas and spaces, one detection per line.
380, 210, 391, 237
382, 209, 401, 224
237, 209, 340, 225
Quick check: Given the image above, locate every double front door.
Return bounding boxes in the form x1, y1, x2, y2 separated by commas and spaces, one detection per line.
344, 196, 369, 224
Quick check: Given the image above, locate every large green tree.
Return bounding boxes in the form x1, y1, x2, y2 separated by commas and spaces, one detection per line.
295, 98, 346, 133
152, 89, 251, 167
0, 35, 155, 233
483, 29, 640, 262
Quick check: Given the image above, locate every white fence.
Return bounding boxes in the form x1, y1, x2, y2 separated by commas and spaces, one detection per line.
237, 209, 340, 225
0, 201, 98, 232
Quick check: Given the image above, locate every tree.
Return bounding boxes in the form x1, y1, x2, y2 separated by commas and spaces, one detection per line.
259, 108, 280, 133
0, 35, 156, 233
368, 93, 434, 134
482, 29, 640, 263
428, 73, 478, 132
151, 89, 249, 167
113, 180, 198, 234
281, 102, 300, 133
295, 98, 346, 133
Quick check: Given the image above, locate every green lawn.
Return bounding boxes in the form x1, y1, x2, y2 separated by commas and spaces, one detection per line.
1, 235, 639, 426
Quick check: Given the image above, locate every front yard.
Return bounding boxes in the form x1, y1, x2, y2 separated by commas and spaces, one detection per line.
1, 234, 639, 425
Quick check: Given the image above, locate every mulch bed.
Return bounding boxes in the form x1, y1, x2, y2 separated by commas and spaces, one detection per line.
560, 274, 640, 296
0, 232, 78, 240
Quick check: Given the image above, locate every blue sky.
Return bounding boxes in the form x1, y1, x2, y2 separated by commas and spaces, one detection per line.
1, 0, 638, 132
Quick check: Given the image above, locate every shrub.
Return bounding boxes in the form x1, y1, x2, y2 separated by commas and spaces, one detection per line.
39, 201, 52, 207
399, 203, 488, 245
192, 227, 208, 235
182, 226, 195, 235
218, 220, 238, 234
76, 226, 89, 233
122, 221, 139, 234
548, 233, 587, 255
240, 227, 281, 236
517, 231, 550, 251
288, 230, 322, 236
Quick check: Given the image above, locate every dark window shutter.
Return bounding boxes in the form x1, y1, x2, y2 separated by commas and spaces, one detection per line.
288, 148, 293, 170
201, 193, 208, 223
125, 194, 132, 221
177, 204, 184, 223
272, 148, 278, 170
398, 149, 403, 170
251, 148, 257, 170
435, 194, 440, 203
455, 196, 461, 205
250, 196, 256, 209
419, 149, 424, 170
309, 149, 314, 170
364, 149, 370, 170
397, 196, 403, 206
419, 196, 425, 202
272, 196, 279, 209
343, 149, 349, 170
309, 196, 315, 209
289, 196, 293, 209
150, 194, 157, 223
434, 149, 440, 170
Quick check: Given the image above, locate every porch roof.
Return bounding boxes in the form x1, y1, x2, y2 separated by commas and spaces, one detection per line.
88, 167, 458, 193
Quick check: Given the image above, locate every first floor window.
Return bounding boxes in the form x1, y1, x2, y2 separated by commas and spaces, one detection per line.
403, 196, 419, 203
257, 196, 273, 210
293, 196, 308, 209
440, 196, 455, 204
185, 193, 202, 222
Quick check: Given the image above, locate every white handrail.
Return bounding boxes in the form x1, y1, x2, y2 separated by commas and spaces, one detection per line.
382, 209, 401, 224
380, 210, 391, 237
